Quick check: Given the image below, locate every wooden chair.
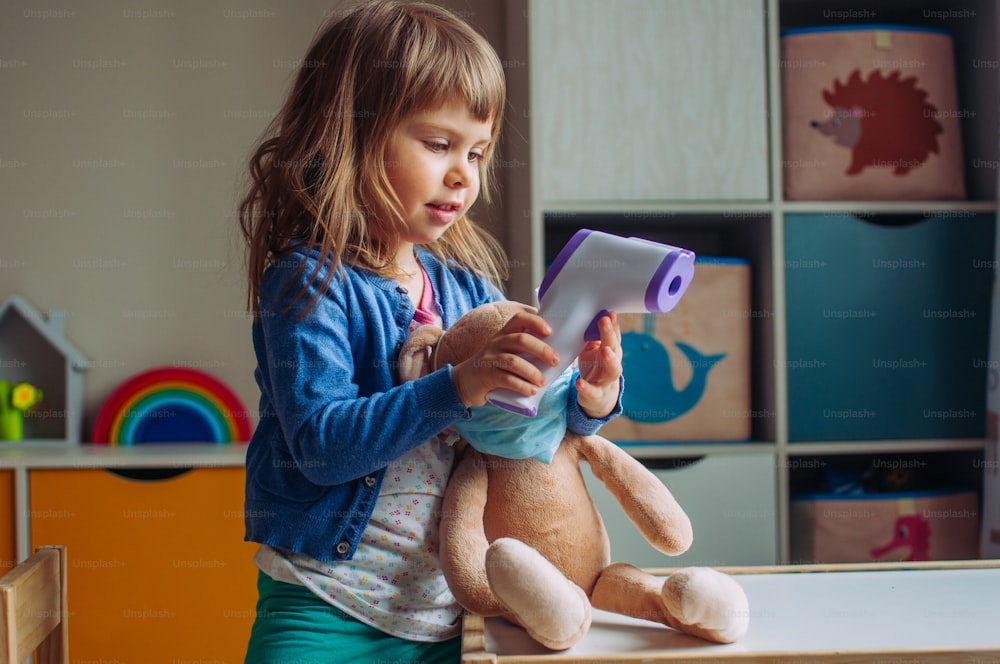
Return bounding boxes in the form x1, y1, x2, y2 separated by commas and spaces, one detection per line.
0, 545, 68, 664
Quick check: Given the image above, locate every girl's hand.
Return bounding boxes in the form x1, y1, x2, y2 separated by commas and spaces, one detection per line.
451, 305, 560, 408
575, 311, 623, 419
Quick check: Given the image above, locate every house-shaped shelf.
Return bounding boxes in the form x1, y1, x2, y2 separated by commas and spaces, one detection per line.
0, 296, 88, 444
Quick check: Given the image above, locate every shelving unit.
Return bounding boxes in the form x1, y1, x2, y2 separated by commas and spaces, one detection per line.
520, 0, 998, 565
0, 443, 255, 662
774, 0, 997, 564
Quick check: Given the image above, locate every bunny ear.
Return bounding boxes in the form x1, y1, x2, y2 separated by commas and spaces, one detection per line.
398, 324, 445, 382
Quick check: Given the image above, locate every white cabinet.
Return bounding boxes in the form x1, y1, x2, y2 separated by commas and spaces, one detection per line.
530, 0, 769, 202
582, 452, 777, 567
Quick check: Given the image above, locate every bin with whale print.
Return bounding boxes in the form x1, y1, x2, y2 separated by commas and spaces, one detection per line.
599, 257, 751, 444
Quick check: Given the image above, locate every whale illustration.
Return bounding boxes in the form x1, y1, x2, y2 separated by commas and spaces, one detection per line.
620, 323, 725, 424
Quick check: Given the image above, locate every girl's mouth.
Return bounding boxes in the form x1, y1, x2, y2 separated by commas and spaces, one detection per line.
426, 203, 459, 224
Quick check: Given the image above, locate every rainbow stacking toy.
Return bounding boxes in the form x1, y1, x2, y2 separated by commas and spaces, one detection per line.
92, 367, 251, 444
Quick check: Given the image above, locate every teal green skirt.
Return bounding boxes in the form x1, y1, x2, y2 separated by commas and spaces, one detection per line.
244, 571, 462, 664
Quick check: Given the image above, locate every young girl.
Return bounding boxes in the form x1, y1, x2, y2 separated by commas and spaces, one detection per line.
238, 2, 623, 662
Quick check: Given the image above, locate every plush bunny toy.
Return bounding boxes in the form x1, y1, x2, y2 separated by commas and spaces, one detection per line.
398, 301, 750, 651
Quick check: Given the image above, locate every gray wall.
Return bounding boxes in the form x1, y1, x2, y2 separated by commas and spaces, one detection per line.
0, 0, 530, 440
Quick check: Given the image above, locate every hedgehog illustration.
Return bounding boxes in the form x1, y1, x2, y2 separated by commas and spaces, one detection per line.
810, 69, 943, 176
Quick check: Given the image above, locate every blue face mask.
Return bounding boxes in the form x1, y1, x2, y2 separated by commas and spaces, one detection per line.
453, 369, 572, 464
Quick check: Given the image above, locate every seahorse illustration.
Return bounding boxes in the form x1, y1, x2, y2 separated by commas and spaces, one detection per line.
870, 502, 931, 562
619, 316, 725, 423
810, 69, 943, 176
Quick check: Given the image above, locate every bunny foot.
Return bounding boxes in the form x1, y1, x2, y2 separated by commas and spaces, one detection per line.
661, 567, 750, 643
485, 537, 591, 650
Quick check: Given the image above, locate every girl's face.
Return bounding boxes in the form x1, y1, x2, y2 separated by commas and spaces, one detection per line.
384, 99, 493, 253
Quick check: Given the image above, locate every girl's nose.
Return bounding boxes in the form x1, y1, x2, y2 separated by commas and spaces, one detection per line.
447, 158, 473, 188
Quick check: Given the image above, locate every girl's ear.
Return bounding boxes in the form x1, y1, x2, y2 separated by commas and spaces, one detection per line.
398, 325, 445, 382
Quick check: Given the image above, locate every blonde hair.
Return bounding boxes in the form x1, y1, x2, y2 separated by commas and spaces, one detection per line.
239, 0, 508, 316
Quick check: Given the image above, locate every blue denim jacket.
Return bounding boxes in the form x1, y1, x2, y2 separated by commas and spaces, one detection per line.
243, 247, 619, 562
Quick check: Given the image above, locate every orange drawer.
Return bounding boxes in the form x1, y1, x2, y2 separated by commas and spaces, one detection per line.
30, 467, 258, 663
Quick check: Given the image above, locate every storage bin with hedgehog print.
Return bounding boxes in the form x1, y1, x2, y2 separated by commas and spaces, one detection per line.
781, 25, 965, 200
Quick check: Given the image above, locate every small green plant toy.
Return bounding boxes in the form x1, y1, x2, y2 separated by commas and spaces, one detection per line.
0, 381, 43, 441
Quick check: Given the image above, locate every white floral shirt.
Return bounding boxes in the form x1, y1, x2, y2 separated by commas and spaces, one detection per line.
254, 433, 459, 640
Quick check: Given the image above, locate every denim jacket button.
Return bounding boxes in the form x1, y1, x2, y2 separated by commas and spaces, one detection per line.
335, 541, 350, 555
364, 475, 377, 488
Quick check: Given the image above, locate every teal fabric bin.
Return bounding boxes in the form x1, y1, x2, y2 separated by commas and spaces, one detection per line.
784, 213, 994, 441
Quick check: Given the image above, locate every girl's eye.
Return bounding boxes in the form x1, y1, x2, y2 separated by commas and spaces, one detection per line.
425, 141, 447, 153
468, 152, 483, 163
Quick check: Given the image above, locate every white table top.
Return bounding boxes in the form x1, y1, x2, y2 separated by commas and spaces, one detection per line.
477, 564, 1000, 660
0, 442, 248, 468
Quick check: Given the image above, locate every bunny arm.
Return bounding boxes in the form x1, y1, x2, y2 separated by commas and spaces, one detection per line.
397, 324, 445, 382
438, 446, 509, 617
571, 434, 693, 556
